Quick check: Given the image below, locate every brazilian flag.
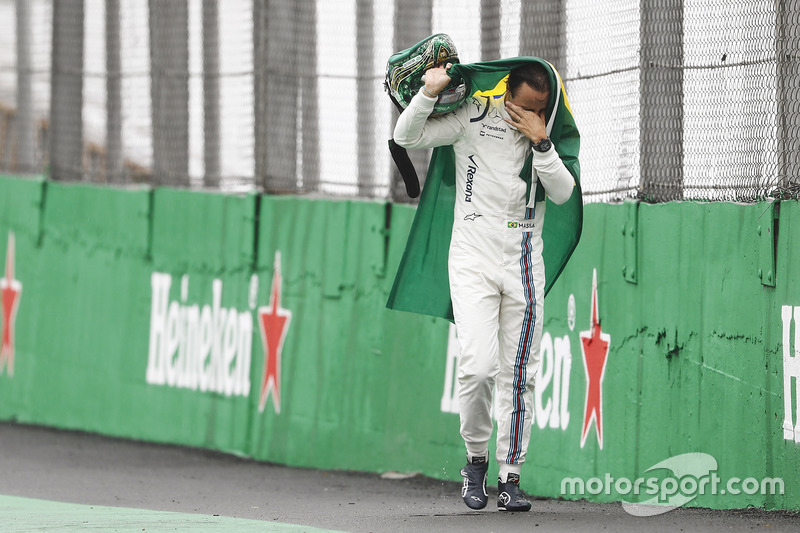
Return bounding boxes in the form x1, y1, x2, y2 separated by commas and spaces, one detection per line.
386, 57, 582, 322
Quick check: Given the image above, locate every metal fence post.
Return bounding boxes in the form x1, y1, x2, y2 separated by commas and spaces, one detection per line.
16, 0, 35, 174
777, 0, 800, 190
391, 0, 432, 203
357, 0, 375, 197
253, 0, 266, 190
481, 0, 500, 61
639, 0, 684, 201
298, 0, 319, 193
263, 1, 297, 193
50, 0, 84, 181
202, 0, 220, 188
106, 0, 123, 184
519, 0, 566, 69
149, 0, 189, 186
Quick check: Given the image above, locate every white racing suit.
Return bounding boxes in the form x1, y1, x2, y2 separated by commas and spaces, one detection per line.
394, 88, 575, 480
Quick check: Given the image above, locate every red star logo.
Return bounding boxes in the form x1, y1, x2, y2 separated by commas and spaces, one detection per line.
257, 251, 291, 414
1, 232, 22, 377
579, 269, 610, 449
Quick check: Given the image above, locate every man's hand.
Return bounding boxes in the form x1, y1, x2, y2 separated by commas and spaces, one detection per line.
422, 63, 453, 97
504, 102, 547, 144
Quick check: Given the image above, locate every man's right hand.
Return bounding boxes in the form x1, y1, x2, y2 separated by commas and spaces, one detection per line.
422, 63, 453, 97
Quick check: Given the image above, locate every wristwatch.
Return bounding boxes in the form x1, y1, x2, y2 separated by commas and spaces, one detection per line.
531, 137, 552, 153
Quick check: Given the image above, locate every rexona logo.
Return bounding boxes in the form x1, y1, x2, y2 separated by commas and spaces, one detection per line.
465, 154, 478, 202
1, 232, 22, 377
146, 251, 291, 414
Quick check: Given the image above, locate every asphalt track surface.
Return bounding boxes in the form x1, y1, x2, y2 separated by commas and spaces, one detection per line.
0, 422, 798, 532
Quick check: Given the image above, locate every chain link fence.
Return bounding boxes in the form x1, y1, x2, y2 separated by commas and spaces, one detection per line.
0, 0, 798, 203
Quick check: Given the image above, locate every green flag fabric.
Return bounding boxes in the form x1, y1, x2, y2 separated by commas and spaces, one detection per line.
386, 57, 582, 322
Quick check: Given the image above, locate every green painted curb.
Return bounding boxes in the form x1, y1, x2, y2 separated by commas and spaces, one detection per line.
0, 494, 345, 532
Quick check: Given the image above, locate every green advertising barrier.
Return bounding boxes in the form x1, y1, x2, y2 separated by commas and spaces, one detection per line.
0, 175, 45, 413
0, 175, 45, 244
248, 197, 458, 473
526, 200, 796, 511
139, 187, 259, 452
0, 180, 154, 436
0, 179, 458, 473
0, 173, 798, 511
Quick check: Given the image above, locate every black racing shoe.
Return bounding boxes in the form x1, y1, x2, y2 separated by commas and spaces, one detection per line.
460, 457, 489, 510
497, 473, 532, 512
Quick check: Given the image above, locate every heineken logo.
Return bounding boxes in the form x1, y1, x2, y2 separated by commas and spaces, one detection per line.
1, 232, 22, 377
257, 252, 291, 414
146, 273, 254, 397
145, 251, 291, 415
579, 269, 611, 449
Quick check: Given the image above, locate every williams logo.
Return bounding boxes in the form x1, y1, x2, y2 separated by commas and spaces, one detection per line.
465, 155, 478, 202
1, 232, 22, 377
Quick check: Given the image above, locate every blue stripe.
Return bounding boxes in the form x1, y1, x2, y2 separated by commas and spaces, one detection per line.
507, 207, 536, 464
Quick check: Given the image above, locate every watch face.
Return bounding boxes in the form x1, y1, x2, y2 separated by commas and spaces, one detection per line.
534, 139, 551, 152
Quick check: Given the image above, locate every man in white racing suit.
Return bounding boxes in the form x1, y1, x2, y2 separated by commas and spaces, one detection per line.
393, 61, 576, 512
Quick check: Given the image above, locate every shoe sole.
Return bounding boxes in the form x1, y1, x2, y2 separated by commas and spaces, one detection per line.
498, 505, 531, 512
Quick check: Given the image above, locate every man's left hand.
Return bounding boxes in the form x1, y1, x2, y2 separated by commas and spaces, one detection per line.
504, 102, 547, 144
